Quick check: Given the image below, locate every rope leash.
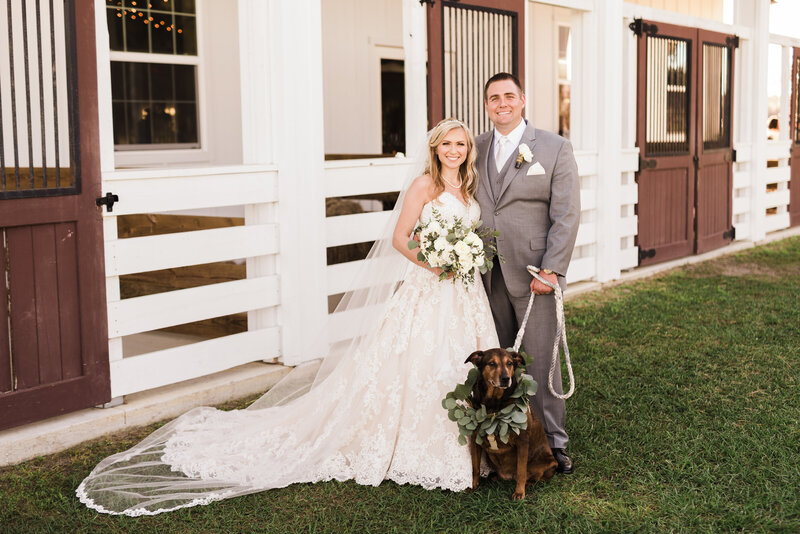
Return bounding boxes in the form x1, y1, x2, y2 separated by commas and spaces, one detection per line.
510, 265, 575, 400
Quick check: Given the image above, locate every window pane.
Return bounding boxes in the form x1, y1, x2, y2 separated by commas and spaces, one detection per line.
125, 62, 150, 101
176, 103, 198, 143
108, 1, 197, 56
174, 0, 196, 13
152, 102, 178, 143
110, 62, 125, 100
112, 102, 128, 144
126, 102, 152, 144
124, 10, 150, 53
174, 64, 196, 100
111, 61, 198, 148
151, 14, 175, 54
150, 63, 173, 100
107, 7, 124, 50
175, 15, 197, 55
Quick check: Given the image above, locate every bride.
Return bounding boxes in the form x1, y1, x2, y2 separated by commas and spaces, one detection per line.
77, 118, 500, 516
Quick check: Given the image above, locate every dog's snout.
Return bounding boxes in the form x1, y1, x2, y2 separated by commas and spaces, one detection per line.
499, 376, 512, 387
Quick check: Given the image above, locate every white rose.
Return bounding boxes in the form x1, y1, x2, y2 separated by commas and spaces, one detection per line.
461, 255, 474, 272
453, 240, 471, 257
474, 254, 485, 267
518, 143, 534, 163
428, 221, 445, 236
427, 252, 441, 267
433, 236, 448, 251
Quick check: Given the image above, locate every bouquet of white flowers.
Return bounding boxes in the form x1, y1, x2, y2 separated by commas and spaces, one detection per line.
408, 207, 500, 285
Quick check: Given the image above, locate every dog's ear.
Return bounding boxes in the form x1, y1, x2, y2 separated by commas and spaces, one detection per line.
465, 351, 484, 366
510, 351, 525, 367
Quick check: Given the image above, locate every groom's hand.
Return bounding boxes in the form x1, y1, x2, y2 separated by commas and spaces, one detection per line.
531, 272, 558, 295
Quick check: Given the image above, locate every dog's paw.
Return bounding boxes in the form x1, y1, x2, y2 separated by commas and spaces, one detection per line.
511, 489, 526, 501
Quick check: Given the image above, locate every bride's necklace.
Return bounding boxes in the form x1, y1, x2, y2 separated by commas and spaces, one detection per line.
441, 173, 462, 189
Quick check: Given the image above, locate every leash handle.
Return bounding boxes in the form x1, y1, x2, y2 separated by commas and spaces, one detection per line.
511, 266, 575, 401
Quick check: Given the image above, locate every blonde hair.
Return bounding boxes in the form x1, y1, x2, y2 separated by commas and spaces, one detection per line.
425, 118, 478, 200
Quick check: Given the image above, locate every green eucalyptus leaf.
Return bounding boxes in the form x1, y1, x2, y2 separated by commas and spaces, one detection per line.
417, 252, 426, 262
454, 409, 464, 419
511, 410, 527, 424
458, 435, 467, 446
500, 432, 510, 444
445, 398, 457, 410
454, 383, 471, 398
475, 434, 483, 445
408, 239, 418, 250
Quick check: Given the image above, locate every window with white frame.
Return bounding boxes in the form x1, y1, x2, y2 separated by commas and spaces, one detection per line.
106, 0, 199, 149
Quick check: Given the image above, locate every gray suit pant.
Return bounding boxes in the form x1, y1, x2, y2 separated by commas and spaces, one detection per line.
487, 265, 568, 449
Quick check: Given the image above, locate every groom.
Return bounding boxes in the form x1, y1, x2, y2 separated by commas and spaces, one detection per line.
475, 72, 580, 474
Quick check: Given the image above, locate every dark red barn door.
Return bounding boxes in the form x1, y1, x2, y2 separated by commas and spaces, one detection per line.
790, 47, 800, 227
695, 29, 736, 253
426, 0, 525, 133
634, 20, 737, 266
0, 0, 109, 430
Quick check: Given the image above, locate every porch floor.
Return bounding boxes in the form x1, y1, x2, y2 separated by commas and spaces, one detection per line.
1, 225, 798, 467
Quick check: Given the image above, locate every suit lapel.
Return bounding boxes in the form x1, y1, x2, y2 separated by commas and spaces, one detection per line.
476, 134, 494, 204
496, 124, 537, 204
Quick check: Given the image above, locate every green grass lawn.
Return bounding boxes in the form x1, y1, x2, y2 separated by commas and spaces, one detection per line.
2, 237, 798, 533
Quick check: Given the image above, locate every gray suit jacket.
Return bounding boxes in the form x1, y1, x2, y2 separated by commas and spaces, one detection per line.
475, 123, 581, 297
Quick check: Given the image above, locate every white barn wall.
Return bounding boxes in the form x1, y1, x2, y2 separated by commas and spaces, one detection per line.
202, 0, 244, 166
625, 0, 724, 21
321, 0, 403, 155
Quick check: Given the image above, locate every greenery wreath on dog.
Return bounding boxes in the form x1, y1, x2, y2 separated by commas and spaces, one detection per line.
442, 352, 538, 447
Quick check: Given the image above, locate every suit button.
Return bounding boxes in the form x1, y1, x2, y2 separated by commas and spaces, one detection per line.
494, 211, 500, 216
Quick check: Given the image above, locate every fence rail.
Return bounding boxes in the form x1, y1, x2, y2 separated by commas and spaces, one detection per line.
103, 166, 280, 398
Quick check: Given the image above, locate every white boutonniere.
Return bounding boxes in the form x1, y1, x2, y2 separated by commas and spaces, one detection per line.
515, 143, 533, 168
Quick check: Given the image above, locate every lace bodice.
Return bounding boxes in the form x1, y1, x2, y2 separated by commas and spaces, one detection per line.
419, 191, 481, 228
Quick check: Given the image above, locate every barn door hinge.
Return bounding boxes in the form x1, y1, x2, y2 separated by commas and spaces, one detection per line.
638, 247, 656, 263
639, 156, 657, 170
726, 35, 740, 48
723, 227, 736, 241
96, 192, 120, 213
629, 18, 658, 37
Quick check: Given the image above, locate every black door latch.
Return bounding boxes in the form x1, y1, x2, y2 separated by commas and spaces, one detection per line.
96, 192, 119, 212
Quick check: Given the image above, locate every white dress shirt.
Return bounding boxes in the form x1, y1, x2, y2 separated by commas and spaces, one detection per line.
493, 119, 527, 171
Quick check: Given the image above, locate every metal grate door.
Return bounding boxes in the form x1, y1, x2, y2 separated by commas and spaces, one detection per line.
1, 0, 79, 199
426, 0, 524, 133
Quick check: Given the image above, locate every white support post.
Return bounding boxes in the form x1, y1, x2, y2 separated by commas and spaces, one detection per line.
267, 0, 328, 365
95, 0, 123, 407
403, 0, 428, 156
737, 0, 770, 242
592, 0, 623, 282
239, 0, 279, 360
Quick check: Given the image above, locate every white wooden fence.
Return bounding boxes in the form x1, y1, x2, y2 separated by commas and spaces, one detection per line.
322, 150, 641, 332
102, 165, 281, 398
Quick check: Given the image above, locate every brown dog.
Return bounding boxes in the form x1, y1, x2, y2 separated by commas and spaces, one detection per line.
465, 348, 558, 500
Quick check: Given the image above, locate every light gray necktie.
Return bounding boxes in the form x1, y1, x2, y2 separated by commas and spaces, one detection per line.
495, 135, 510, 172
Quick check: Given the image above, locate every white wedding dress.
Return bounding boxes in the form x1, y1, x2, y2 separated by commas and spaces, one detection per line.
77, 192, 499, 516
